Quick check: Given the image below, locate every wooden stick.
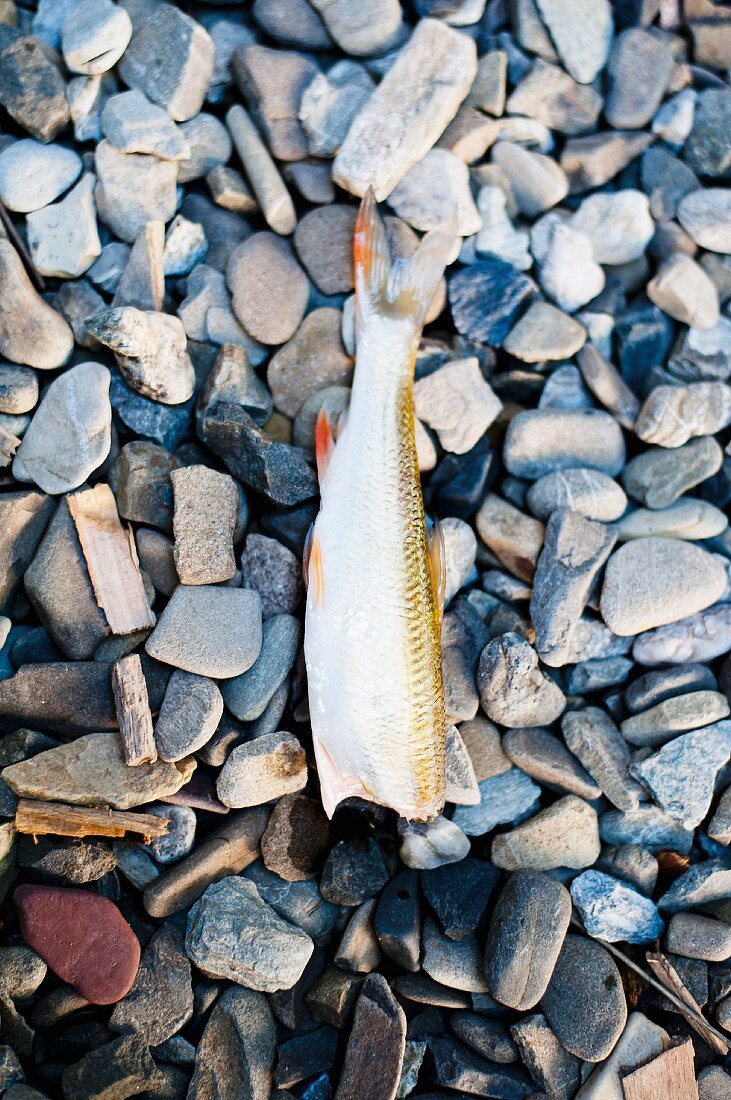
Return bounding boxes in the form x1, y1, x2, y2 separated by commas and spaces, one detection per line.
646, 951, 728, 1057
112, 654, 157, 766
67, 484, 156, 635
0, 199, 45, 293
621, 1038, 698, 1100
15, 799, 169, 843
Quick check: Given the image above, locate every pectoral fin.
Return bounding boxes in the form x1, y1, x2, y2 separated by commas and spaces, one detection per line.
426, 514, 446, 628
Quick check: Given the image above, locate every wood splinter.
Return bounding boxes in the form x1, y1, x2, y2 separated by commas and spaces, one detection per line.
112, 653, 158, 766
67, 483, 156, 635
621, 1037, 698, 1100
15, 799, 169, 844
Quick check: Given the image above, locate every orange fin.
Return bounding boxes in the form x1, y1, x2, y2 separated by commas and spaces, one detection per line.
315, 407, 335, 482
355, 186, 457, 330
313, 735, 375, 819
426, 515, 446, 628
307, 529, 324, 605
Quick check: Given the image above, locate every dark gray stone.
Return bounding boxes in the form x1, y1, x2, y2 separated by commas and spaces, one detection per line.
61, 1032, 159, 1100
109, 925, 193, 1046
187, 986, 276, 1100
222, 614, 301, 722
0, 26, 70, 142
605, 29, 675, 128
155, 671, 223, 762
320, 839, 389, 907
541, 935, 627, 1061
448, 257, 533, 347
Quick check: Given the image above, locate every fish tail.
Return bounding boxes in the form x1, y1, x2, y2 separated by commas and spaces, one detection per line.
354, 186, 456, 334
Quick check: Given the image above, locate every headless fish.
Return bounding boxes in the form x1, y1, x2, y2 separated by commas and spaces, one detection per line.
303, 188, 457, 821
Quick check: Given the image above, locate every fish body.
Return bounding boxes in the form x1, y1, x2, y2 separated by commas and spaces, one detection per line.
304, 191, 454, 821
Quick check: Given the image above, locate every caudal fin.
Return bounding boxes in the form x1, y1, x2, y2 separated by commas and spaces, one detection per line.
354, 187, 457, 331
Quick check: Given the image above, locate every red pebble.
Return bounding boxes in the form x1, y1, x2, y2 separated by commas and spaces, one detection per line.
13, 885, 141, 1005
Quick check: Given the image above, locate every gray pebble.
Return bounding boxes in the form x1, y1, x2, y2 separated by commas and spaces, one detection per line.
562, 706, 642, 813
526, 469, 627, 523
541, 935, 627, 1062
666, 913, 731, 962
630, 721, 731, 830
222, 613, 300, 722
155, 671, 223, 762
620, 690, 730, 748
622, 436, 723, 509
145, 586, 263, 679
504, 409, 625, 480
477, 633, 566, 728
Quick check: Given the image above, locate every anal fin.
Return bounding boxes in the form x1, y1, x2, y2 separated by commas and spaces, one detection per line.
313, 735, 374, 819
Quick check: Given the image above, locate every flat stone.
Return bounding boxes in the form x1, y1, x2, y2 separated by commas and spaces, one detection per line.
171, 465, 237, 585
632, 604, 731, 667
178, 113, 232, 182
299, 60, 374, 158
0, 27, 70, 142
625, 663, 717, 714
475, 494, 545, 582
503, 727, 599, 799
118, 4, 214, 121
600, 806, 694, 856
186, 875, 313, 992
568, 656, 634, 694
268, 308, 353, 418
511, 1013, 581, 1099
261, 793, 329, 882
13, 363, 111, 496
309, 0, 403, 55
217, 731, 307, 808
539, 224, 605, 314
485, 870, 571, 1010
575, 1012, 668, 1100
62, 1033, 157, 1100
630, 722, 731, 829
101, 89, 190, 160
109, 440, 180, 533
108, 924, 192, 1045
477, 633, 566, 727
678, 188, 731, 254
2, 731, 194, 810
648, 254, 720, 329
233, 43, 316, 162
448, 256, 534, 347
187, 986, 276, 1100
657, 859, 731, 914
605, 29, 675, 129
422, 919, 489, 993
398, 816, 470, 870
0, 139, 81, 213
228, 232, 309, 347
475, 185, 531, 270
95, 140, 178, 244
333, 19, 477, 200
451, 768, 541, 837
622, 688, 729, 748
492, 142, 568, 218
530, 510, 616, 667
576, 345, 640, 430
526, 469, 627, 522
14, 885, 140, 1005
0, 241, 74, 371
451, 1013, 518, 1065
622, 436, 723, 508
200, 402, 318, 506
541, 935, 627, 1062
336, 974, 406, 1100
506, 59, 602, 135
492, 795, 601, 871
145, 586, 263, 679
562, 707, 641, 812
600, 537, 727, 635
503, 302, 586, 363
320, 838, 389, 906
667, 913, 731, 963
389, 149, 481, 237
155, 671, 223, 763
222, 614, 300, 723
561, 130, 652, 193
61, 0, 132, 75
637, 382, 731, 447
534, 0, 612, 83
26, 173, 101, 279
504, 409, 624, 479
571, 190, 654, 265
414, 358, 501, 455
570, 870, 664, 943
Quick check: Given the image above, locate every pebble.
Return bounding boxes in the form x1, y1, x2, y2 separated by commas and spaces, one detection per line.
62, 1033, 157, 1100
657, 860, 731, 914
505, 409, 624, 480
575, 345, 640, 430
333, 19, 477, 200
648, 253, 720, 330
562, 708, 641, 813
503, 727, 599, 799
261, 793, 329, 882
398, 816, 470, 870
636, 382, 731, 448
630, 722, 731, 829
561, 130, 652, 193
622, 436, 723, 509
186, 876, 313, 992
503, 301, 586, 363
14, 885, 140, 1005
605, 29, 675, 129
477, 633, 566, 728
449, 256, 534, 347
13, 363, 111, 496
422, 855, 500, 941
475, 185, 531, 270
539, 225, 605, 314
188, 985, 275, 1098
233, 43, 316, 163
119, 4, 214, 122
511, 1013, 581, 1099
268, 308, 353, 418
61, 0, 132, 76
217, 731, 307, 808
26, 174, 101, 279
575, 1012, 669, 1100
228, 232, 309, 346
299, 61, 374, 159
492, 795, 601, 871
226, 104, 297, 236
336, 974, 407, 1100
178, 113, 233, 182
678, 189, 731, 254
571, 190, 655, 265
570, 870, 664, 944
485, 870, 571, 1010
667, 914, 731, 963
618, 500, 727, 543
600, 538, 727, 636
526, 469, 627, 522
320, 839, 389, 906
534, 0, 612, 84
144, 804, 196, 864
171, 464, 237, 584
414, 358, 501, 455
476, 493, 545, 582
102, 90, 190, 161
0, 242, 74, 371
247, 863, 339, 941
633, 604, 731, 667
422, 919, 488, 993
0, 140, 81, 214
530, 510, 616, 668
95, 140, 178, 244
155, 671, 223, 763
108, 924, 192, 1045
0, 27, 70, 142
492, 142, 568, 218
541, 935, 627, 1062
145, 586, 262, 678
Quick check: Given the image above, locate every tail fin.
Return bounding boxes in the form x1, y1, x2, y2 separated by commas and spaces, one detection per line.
354, 187, 456, 331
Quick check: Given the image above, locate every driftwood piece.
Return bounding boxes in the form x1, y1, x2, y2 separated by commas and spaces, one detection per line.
112, 654, 157, 766
67, 484, 155, 635
621, 1038, 698, 1100
15, 799, 169, 842
646, 951, 728, 1056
